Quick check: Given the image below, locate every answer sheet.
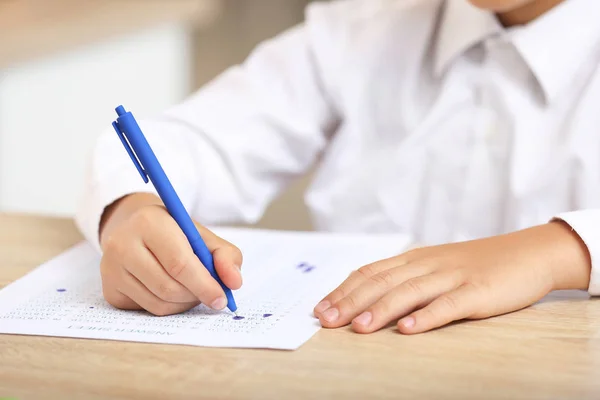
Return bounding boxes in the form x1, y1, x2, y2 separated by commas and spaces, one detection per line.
0, 228, 410, 350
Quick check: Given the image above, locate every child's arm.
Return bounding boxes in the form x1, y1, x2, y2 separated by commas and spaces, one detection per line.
77, 17, 340, 251
75, 5, 342, 315
314, 219, 592, 334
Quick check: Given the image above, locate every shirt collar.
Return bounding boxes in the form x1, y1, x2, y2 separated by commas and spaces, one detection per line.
434, 0, 600, 104
509, 0, 600, 104
433, 0, 501, 77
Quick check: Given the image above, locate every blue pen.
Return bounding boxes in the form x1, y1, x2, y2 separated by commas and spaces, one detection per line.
111, 105, 238, 314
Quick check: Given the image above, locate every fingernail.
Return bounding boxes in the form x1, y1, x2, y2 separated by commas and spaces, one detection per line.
353, 311, 372, 326
211, 297, 227, 310
314, 300, 331, 314
400, 316, 415, 329
322, 307, 339, 323
234, 264, 243, 282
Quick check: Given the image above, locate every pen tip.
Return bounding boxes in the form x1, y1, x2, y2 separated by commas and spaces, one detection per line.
233, 311, 239, 316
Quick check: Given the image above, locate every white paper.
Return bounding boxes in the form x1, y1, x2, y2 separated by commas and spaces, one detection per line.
0, 227, 410, 350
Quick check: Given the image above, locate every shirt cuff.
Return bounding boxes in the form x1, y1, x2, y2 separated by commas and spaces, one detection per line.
552, 210, 600, 295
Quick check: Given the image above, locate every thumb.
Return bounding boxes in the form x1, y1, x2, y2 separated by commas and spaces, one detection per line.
212, 245, 243, 290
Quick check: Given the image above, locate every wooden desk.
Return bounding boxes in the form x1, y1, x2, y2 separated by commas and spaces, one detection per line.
1, 214, 599, 399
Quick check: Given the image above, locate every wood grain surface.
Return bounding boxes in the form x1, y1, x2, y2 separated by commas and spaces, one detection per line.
1, 213, 599, 399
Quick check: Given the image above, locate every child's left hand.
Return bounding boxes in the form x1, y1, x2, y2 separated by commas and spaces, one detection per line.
314, 221, 591, 334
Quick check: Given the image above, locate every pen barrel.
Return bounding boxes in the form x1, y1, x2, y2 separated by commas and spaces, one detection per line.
117, 109, 201, 244
189, 237, 218, 279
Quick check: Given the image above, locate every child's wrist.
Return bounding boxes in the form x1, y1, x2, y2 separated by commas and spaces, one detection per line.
545, 221, 591, 292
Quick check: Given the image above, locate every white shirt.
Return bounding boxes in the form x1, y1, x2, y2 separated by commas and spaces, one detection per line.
76, 0, 600, 295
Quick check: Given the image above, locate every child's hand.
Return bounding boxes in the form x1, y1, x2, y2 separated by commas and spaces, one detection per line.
98, 193, 242, 316
314, 221, 591, 334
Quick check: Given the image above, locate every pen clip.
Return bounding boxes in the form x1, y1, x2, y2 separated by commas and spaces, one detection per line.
112, 120, 149, 184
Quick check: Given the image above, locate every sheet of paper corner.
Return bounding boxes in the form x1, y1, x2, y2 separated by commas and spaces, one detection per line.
0, 227, 412, 350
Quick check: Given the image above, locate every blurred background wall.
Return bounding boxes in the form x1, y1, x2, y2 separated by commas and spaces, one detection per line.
0, 0, 316, 231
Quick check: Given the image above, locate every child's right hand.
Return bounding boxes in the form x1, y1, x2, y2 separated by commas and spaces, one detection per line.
98, 193, 243, 316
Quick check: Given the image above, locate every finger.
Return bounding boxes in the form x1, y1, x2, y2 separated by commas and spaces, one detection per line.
142, 215, 227, 310
213, 246, 243, 290
350, 271, 463, 333
314, 255, 412, 316
118, 270, 200, 316
397, 283, 479, 334
103, 287, 142, 310
122, 244, 198, 303
196, 223, 244, 290
317, 263, 429, 328
194, 223, 243, 259
100, 255, 142, 310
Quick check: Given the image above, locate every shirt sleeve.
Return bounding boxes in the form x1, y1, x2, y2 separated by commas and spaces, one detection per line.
75, 7, 342, 253
552, 210, 600, 296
